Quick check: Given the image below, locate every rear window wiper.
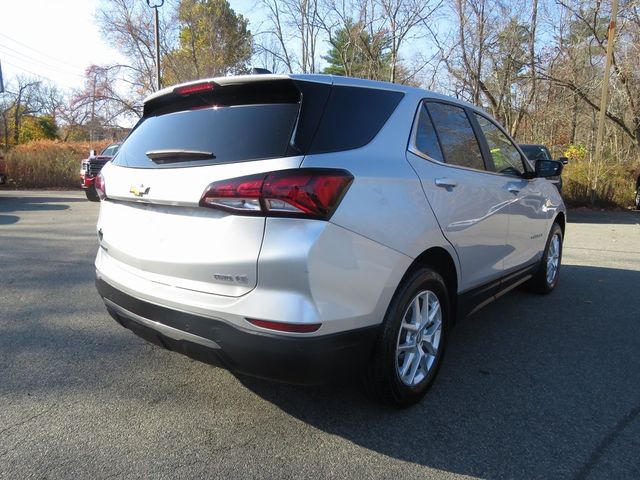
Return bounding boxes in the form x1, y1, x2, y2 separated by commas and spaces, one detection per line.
145, 149, 216, 164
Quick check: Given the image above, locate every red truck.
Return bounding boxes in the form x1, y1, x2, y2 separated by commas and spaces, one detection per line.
80, 143, 120, 201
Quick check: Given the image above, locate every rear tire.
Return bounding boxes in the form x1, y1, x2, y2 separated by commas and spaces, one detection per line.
85, 185, 99, 202
365, 267, 449, 407
527, 222, 563, 294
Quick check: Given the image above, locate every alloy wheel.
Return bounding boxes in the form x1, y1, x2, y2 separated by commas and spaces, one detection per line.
395, 290, 442, 387
546, 234, 561, 285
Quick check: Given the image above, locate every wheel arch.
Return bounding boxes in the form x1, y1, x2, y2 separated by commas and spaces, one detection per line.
404, 246, 459, 323
554, 211, 566, 236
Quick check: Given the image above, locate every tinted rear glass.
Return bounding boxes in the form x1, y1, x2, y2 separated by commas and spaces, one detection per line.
520, 145, 551, 161
113, 104, 299, 169
101, 144, 120, 157
309, 86, 404, 154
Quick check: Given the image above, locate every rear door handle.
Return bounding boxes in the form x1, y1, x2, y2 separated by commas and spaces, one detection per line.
435, 178, 458, 188
508, 186, 520, 194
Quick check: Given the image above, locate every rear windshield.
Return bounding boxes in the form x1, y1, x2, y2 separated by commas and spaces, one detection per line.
101, 144, 120, 157
520, 145, 551, 161
113, 104, 299, 169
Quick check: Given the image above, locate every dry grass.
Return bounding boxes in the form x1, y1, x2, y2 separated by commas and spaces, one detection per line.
2, 140, 638, 209
562, 160, 636, 208
4, 140, 110, 189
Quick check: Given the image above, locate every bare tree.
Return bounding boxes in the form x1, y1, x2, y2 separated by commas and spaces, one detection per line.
0, 77, 46, 147
253, 33, 294, 73
440, 0, 540, 137
255, 0, 295, 72
377, 0, 441, 83
60, 65, 142, 141
510, 0, 539, 137
541, 0, 640, 150
258, 0, 324, 73
97, 0, 177, 97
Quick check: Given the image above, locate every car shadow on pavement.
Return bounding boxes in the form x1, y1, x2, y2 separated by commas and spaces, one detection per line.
237, 264, 640, 479
0, 195, 85, 224
0, 196, 78, 213
568, 208, 640, 225
0, 214, 19, 225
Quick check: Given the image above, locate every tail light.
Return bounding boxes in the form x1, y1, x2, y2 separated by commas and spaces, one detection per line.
95, 173, 107, 200
174, 82, 216, 96
199, 169, 353, 220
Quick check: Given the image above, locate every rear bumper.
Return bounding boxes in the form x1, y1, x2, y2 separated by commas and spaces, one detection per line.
81, 174, 95, 189
96, 277, 380, 384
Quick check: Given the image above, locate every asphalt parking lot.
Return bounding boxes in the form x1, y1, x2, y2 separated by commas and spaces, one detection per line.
1, 190, 639, 479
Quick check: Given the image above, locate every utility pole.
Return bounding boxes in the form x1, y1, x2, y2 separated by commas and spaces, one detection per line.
594, 0, 619, 169
146, 0, 164, 91
90, 69, 97, 142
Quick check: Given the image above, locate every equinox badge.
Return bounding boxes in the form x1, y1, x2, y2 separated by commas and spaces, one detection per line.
130, 185, 150, 197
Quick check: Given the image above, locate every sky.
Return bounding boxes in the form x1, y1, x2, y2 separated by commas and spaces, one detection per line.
1, 0, 124, 90
0, 0, 259, 92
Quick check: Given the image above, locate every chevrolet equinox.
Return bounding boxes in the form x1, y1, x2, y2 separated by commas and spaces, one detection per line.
95, 74, 566, 406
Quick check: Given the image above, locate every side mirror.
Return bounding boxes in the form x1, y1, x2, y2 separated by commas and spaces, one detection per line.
557, 156, 569, 165
535, 159, 563, 178
89, 149, 96, 157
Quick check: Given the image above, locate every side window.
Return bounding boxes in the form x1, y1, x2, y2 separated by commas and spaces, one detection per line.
426, 102, 485, 170
475, 114, 525, 176
309, 86, 404, 154
413, 104, 444, 162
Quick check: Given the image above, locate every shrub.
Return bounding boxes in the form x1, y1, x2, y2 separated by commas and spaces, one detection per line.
562, 159, 635, 208
4, 140, 110, 189
563, 144, 587, 163
3, 140, 638, 209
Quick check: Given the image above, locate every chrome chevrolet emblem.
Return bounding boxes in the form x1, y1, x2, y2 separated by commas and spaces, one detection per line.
130, 185, 150, 197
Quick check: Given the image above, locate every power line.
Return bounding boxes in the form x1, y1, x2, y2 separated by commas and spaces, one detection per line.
0, 58, 59, 84
0, 45, 85, 79
0, 43, 81, 72
0, 55, 84, 87
0, 32, 85, 70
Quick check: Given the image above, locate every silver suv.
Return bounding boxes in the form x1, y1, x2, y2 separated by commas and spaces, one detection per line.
94, 74, 565, 406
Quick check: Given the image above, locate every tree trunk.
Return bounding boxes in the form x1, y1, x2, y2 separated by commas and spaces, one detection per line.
13, 98, 21, 145
570, 92, 578, 144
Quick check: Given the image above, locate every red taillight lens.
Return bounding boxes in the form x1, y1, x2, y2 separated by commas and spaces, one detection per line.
174, 82, 216, 96
199, 169, 353, 220
262, 171, 353, 218
247, 318, 321, 333
95, 173, 107, 200
199, 173, 266, 213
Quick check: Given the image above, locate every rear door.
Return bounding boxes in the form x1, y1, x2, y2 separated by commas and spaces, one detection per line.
407, 101, 512, 291
97, 79, 325, 297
